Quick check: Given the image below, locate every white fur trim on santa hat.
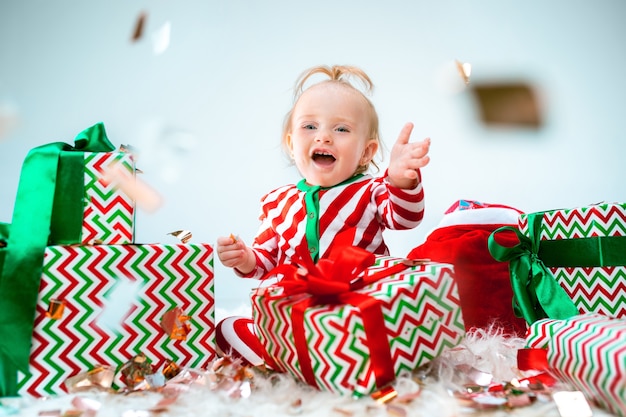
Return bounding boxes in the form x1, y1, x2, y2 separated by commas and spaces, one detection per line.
435, 207, 522, 228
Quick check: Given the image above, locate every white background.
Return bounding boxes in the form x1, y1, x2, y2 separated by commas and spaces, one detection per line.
1, 1, 624, 314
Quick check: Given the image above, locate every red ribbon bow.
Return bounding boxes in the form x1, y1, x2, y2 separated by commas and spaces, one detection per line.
259, 246, 412, 392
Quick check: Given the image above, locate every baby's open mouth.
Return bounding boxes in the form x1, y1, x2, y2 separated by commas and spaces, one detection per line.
312, 151, 336, 165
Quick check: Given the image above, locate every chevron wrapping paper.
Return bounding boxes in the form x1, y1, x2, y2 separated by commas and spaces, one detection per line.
524, 313, 626, 417
251, 257, 465, 397
81, 152, 135, 244
18, 243, 215, 398
519, 203, 626, 318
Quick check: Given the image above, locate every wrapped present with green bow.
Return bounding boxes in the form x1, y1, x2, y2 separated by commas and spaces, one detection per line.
488, 203, 626, 325
4, 122, 136, 246
0, 123, 137, 396
251, 247, 465, 397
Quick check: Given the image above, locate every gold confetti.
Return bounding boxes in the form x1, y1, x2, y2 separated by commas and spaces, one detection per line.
455, 59, 472, 85
46, 299, 65, 320
161, 307, 191, 341
64, 365, 115, 393
162, 359, 181, 380
288, 398, 303, 415
102, 161, 163, 213
131, 11, 147, 42
401, 258, 430, 266
229, 233, 238, 244
120, 353, 154, 389
371, 385, 398, 404
168, 230, 192, 243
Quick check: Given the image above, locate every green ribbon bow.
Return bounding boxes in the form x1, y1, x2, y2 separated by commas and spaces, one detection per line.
488, 212, 580, 325
0, 122, 114, 396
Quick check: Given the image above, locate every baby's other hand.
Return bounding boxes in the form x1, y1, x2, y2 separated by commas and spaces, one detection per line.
216, 235, 256, 274
387, 122, 431, 189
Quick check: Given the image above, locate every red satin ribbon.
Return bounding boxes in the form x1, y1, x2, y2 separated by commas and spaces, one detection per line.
517, 348, 549, 371
517, 348, 557, 386
260, 246, 411, 390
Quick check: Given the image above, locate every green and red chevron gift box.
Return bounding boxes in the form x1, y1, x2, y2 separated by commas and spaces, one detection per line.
46, 123, 136, 246
75, 150, 135, 245
522, 313, 626, 417
18, 243, 216, 397
251, 251, 465, 397
489, 202, 626, 324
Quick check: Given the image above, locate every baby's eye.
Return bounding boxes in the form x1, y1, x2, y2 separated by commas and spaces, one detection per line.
336, 126, 350, 132
303, 124, 316, 130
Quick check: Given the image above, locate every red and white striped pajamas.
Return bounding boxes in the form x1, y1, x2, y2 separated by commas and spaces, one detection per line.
218, 172, 425, 365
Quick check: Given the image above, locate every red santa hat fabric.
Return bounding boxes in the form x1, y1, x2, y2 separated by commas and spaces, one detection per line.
408, 200, 527, 337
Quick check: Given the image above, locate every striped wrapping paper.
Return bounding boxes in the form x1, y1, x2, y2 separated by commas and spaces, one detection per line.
251, 257, 465, 397
79, 152, 136, 244
519, 203, 626, 318
18, 243, 215, 398
525, 313, 626, 417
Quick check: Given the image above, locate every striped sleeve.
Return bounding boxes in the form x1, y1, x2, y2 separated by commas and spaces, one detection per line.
376, 170, 425, 230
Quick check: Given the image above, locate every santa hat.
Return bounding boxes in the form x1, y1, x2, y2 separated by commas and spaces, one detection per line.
408, 200, 527, 337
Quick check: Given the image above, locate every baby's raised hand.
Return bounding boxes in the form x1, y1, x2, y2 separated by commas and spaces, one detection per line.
216, 235, 256, 275
387, 122, 431, 189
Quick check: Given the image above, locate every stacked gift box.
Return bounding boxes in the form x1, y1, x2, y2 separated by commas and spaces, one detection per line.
0, 123, 216, 398
489, 202, 626, 416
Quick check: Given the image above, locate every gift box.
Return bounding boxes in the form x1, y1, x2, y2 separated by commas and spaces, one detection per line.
251, 249, 465, 397
67, 150, 136, 245
17, 243, 216, 397
489, 202, 626, 324
44, 123, 137, 246
0, 122, 143, 396
523, 313, 626, 417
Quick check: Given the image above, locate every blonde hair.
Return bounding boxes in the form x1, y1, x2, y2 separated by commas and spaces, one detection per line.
282, 65, 382, 174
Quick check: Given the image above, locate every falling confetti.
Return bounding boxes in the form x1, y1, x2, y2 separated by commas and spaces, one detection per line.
131, 11, 147, 42
97, 278, 142, 331
46, 299, 66, 320
65, 366, 115, 393
103, 160, 163, 213
0, 99, 19, 142
470, 82, 543, 128
436, 59, 472, 94
152, 21, 171, 55
455, 60, 472, 85
160, 307, 191, 341
169, 230, 192, 243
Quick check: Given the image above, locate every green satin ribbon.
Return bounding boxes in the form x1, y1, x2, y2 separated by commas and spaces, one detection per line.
296, 175, 363, 263
488, 213, 580, 325
0, 122, 114, 396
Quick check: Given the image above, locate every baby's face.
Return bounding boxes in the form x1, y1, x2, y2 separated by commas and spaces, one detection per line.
286, 83, 378, 187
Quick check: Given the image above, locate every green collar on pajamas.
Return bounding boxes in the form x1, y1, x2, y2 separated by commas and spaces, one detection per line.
296, 174, 364, 263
